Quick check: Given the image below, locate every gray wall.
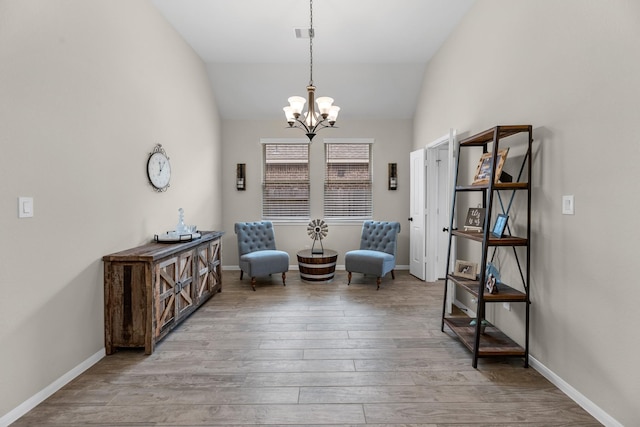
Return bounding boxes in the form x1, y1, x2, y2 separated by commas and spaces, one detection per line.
413, 0, 640, 424
220, 118, 412, 270
0, 0, 222, 419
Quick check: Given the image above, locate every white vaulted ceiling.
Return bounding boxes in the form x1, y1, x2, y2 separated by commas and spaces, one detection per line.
151, 0, 475, 120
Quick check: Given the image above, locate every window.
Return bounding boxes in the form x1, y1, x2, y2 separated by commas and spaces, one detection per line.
324, 141, 372, 219
262, 142, 310, 220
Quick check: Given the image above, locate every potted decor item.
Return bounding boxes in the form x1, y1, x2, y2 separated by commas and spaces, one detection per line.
470, 319, 490, 334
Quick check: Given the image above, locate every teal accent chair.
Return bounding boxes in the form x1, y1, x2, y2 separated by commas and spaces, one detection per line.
234, 221, 289, 291
345, 221, 401, 290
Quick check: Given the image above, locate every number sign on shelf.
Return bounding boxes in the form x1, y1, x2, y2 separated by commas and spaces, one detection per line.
464, 207, 485, 232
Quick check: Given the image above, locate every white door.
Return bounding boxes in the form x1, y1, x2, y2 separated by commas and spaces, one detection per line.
426, 130, 456, 283
409, 149, 426, 280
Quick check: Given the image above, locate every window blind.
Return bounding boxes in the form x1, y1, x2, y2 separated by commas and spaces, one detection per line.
262, 143, 310, 219
324, 143, 372, 219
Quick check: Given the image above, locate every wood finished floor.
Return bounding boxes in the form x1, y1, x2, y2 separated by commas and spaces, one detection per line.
14, 270, 600, 426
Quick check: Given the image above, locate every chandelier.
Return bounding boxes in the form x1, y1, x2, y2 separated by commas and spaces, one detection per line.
283, 0, 340, 141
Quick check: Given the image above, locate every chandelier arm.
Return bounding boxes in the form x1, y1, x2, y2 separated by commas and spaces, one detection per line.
289, 116, 336, 134
309, 118, 331, 132
291, 117, 312, 133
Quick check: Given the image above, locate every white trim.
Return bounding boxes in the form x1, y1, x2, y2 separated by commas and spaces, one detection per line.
260, 138, 309, 145
0, 349, 105, 427
425, 133, 451, 150
222, 264, 410, 272
529, 356, 622, 427
322, 138, 374, 144
266, 219, 311, 224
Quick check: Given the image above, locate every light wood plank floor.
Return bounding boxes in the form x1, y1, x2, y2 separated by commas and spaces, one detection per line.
14, 270, 600, 426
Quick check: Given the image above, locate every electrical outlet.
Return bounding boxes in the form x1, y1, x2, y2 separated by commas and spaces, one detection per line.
503, 302, 511, 311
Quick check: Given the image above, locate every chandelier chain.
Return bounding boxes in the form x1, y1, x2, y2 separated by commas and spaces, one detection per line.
309, 0, 314, 85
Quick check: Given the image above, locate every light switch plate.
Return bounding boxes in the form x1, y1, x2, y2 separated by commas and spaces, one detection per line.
18, 197, 34, 218
562, 195, 574, 215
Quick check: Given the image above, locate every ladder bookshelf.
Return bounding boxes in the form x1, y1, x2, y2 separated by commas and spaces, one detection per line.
441, 125, 533, 368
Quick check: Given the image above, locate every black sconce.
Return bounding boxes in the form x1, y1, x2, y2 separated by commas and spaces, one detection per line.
388, 163, 397, 190
236, 163, 246, 191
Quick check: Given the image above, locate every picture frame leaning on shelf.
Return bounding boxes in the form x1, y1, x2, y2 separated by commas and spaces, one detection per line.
472, 148, 509, 185
491, 214, 509, 238
453, 260, 478, 280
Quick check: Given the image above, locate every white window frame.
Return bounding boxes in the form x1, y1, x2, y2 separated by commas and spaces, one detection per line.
323, 138, 374, 221
260, 138, 310, 222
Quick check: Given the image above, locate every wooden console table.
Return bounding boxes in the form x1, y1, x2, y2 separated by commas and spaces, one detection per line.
103, 231, 223, 355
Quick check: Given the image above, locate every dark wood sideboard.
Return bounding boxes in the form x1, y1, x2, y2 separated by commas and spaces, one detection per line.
103, 231, 223, 355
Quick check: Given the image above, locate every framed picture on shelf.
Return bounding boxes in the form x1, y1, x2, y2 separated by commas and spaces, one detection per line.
464, 207, 485, 232
491, 214, 509, 238
453, 260, 478, 280
472, 148, 509, 185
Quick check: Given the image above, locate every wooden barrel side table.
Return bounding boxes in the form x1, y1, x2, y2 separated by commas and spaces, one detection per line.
296, 249, 338, 283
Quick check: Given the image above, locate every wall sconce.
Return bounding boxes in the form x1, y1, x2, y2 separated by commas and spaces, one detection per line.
236, 163, 246, 191
388, 163, 397, 190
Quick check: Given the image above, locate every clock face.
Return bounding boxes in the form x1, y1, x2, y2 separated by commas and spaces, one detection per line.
147, 151, 171, 191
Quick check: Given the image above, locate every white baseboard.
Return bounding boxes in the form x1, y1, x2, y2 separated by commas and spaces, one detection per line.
444, 307, 621, 425
0, 348, 105, 427
529, 356, 622, 427
453, 298, 477, 317
222, 264, 411, 272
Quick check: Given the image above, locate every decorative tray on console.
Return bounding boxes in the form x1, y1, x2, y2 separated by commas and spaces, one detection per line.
154, 232, 201, 243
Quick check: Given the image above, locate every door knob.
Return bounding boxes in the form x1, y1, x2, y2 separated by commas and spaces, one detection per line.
408, 217, 413, 221
442, 227, 449, 232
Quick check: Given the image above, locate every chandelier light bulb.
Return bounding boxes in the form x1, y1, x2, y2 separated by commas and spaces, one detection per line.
287, 96, 306, 116
327, 106, 340, 124
283, 106, 296, 125
315, 97, 334, 117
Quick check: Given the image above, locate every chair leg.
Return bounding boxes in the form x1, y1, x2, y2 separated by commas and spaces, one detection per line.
240, 270, 244, 280
376, 277, 381, 290
347, 272, 352, 285
391, 270, 395, 280
282, 272, 286, 286
251, 277, 256, 291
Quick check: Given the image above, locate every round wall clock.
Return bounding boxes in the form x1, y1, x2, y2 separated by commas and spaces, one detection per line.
147, 144, 171, 192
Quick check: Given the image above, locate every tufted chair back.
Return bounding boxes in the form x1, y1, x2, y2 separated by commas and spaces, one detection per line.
234, 221, 278, 255
359, 221, 401, 256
